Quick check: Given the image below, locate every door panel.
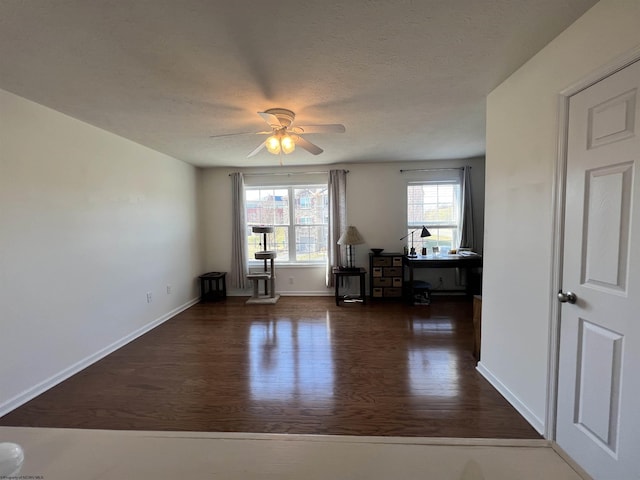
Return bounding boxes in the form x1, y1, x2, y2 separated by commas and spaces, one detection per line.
557, 60, 640, 479
582, 162, 632, 292
574, 319, 622, 453
587, 88, 636, 148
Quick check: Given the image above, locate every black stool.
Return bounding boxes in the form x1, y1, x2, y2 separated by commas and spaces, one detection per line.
405, 280, 432, 305
199, 272, 227, 301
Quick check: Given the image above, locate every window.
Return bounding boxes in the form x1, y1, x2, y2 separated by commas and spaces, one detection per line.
246, 185, 328, 264
407, 180, 462, 252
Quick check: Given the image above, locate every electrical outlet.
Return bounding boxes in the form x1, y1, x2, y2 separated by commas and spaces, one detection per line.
146, 292, 152, 303
289, 277, 294, 285
166, 285, 172, 294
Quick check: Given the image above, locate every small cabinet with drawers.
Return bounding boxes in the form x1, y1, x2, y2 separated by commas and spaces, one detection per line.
369, 253, 404, 299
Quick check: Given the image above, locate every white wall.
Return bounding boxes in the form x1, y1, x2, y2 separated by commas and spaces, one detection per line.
0, 89, 202, 414
482, 0, 640, 434
200, 157, 484, 296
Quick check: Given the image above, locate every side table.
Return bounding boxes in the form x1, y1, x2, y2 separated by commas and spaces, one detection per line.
332, 267, 366, 306
199, 272, 227, 301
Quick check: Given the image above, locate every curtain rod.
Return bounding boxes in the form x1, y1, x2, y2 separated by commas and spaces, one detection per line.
400, 167, 466, 173
230, 170, 348, 177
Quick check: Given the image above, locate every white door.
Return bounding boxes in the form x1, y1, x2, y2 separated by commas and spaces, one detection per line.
557, 59, 640, 479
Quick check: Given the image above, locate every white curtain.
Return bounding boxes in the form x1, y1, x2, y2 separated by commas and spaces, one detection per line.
459, 166, 475, 250
230, 172, 247, 289
326, 169, 348, 287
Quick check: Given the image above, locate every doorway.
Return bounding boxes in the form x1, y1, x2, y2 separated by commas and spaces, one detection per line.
552, 56, 640, 479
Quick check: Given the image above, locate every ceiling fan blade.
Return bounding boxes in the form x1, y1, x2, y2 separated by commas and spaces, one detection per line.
210, 131, 254, 138
211, 131, 272, 139
292, 135, 323, 155
293, 124, 346, 134
210, 131, 272, 138
247, 140, 266, 158
258, 111, 282, 128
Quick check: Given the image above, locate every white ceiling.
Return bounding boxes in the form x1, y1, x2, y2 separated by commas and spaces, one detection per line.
0, 0, 598, 168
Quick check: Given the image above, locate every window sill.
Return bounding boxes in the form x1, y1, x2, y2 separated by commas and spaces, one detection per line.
248, 262, 325, 269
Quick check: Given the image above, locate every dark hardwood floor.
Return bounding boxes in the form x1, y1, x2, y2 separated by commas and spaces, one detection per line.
0, 296, 541, 439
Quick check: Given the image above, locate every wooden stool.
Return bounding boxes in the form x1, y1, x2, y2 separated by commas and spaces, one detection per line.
199, 272, 227, 301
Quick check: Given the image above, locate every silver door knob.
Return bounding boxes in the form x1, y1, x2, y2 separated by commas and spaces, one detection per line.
557, 290, 577, 304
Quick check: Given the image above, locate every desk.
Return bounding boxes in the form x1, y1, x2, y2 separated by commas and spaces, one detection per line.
332, 267, 366, 306
403, 254, 482, 299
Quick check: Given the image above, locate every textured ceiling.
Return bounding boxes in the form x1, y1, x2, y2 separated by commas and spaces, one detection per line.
0, 0, 598, 168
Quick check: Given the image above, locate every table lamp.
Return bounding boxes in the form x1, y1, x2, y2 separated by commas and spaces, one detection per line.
401, 226, 431, 257
337, 226, 365, 270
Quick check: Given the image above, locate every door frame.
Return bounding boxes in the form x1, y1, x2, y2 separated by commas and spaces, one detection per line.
547, 46, 640, 441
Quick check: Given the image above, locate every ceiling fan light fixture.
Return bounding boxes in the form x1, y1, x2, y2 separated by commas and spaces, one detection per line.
265, 135, 281, 154
280, 134, 295, 154
234, 108, 345, 158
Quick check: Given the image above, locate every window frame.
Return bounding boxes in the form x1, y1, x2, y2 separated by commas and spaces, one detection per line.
406, 179, 463, 252
245, 183, 328, 266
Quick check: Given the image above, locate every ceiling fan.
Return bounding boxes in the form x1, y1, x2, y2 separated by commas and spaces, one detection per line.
211, 108, 346, 159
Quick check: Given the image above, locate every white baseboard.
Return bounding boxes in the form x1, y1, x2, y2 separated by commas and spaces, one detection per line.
551, 442, 594, 480
276, 291, 333, 296
0, 297, 200, 417
476, 361, 546, 435
226, 290, 333, 297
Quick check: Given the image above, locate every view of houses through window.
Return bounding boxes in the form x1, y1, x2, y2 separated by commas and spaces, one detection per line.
246, 185, 328, 263
407, 181, 462, 252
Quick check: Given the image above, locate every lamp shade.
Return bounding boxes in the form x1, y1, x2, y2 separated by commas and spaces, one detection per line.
280, 134, 295, 154
420, 226, 431, 238
265, 135, 281, 154
337, 226, 365, 245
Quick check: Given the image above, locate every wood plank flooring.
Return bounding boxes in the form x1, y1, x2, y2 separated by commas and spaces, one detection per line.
0, 296, 541, 439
